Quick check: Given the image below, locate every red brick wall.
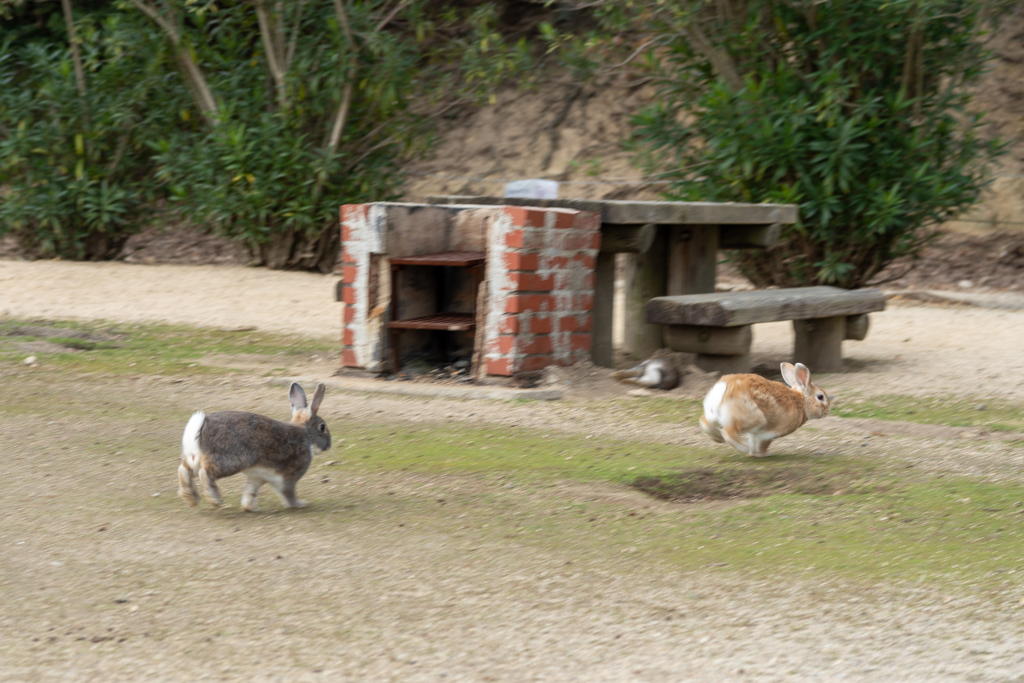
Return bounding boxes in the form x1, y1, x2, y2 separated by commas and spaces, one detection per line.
482, 206, 601, 376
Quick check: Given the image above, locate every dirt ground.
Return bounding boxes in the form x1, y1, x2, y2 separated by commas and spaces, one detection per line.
2, 258, 1024, 682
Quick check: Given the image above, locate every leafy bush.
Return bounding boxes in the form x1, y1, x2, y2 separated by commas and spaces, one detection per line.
139, 0, 532, 271
0, 11, 181, 259
610, 0, 1004, 288
1, 1, 532, 269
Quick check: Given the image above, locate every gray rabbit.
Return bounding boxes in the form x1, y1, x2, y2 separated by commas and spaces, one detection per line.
611, 358, 681, 390
177, 382, 331, 512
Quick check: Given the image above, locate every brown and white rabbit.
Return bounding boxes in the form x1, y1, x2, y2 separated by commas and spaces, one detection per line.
611, 358, 681, 390
177, 382, 331, 511
700, 362, 830, 456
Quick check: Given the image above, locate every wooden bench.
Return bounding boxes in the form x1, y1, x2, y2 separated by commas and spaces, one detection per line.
645, 286, 886, 373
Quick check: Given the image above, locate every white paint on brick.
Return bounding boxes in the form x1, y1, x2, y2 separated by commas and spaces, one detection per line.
343, 204, 387, 372
484, 210, 517, 372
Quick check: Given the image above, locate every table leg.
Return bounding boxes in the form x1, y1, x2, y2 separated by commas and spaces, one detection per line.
667, 224, 718, 295
623, 229, 669, 362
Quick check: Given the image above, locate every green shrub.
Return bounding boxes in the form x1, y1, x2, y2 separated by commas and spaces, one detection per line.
619, 0, 1005, 288
1, 1, 532, 269
140, 0, 532, 271
0, 11, 181, 259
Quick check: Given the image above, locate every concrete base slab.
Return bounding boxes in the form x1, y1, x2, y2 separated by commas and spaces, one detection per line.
268, 376, 562, 401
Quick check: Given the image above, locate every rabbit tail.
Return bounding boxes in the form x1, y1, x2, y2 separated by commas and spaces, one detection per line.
700, 381, 727, 443
177, 411, 205, 506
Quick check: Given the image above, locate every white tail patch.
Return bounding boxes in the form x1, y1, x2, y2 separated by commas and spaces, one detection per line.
702, 380, 729, 428
181, 411, 205, 471
637, 363, 662, 388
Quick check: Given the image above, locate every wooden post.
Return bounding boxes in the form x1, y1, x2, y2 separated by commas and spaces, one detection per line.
793, 316, 845, 373
667, 225, 719, 295
623, 228, 668, 361
591, 250, 616, 368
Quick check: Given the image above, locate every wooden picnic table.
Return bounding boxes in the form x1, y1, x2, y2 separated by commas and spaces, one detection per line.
428, 196, 798, 367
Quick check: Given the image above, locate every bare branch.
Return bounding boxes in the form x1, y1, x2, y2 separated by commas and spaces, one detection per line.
598, 35, 674, 74
324, 0, 357, 154
314, 0, 359, 197
542, 86, 582, 170
683, 19, 744, 91
127, 0, 179, 43
274, 1, 286, 62
129, 0, 220, 125
254, 0, 289, 111
285, 0, 306, 70
332, 0, 353, 44
345, 98, 473, 172
375, 0, 409, 32
174, 50, 220, 124
60, 0, 90, 132
325, 80, 353, 153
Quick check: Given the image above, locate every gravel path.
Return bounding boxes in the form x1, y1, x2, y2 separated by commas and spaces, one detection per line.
0, 260, 340, 339
2, 259, 1023, 399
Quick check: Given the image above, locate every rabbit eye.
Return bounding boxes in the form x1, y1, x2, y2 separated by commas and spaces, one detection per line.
318, 423, 326, 432
817, 393, 825, 401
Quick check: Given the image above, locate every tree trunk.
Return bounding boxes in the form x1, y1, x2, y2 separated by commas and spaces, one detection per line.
60, 0, 90, 132
129, 0, 220, 126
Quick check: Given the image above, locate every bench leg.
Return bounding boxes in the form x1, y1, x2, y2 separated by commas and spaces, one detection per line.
793, 316, 845, 373
663, 324, 753, 375
845, 313, 870, 341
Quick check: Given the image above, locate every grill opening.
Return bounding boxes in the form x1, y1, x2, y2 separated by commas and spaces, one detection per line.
387, 251, 485, 375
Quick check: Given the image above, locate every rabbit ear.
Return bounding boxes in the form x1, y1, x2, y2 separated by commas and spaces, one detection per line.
289, 383, 308, 411
780, 362, 799, 388
794, 363, 811, 388
309, 383, 326, 415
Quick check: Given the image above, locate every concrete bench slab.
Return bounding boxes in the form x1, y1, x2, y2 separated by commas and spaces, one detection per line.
646, 286, 886, 373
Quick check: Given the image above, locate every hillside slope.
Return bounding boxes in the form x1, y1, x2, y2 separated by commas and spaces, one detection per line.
405, 7, 1024, 236
402, 74, 662, 203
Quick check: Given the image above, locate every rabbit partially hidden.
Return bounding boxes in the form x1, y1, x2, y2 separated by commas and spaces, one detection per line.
700, 362, 830, 457
177, 382, 331, 511
611, 358, 681, 390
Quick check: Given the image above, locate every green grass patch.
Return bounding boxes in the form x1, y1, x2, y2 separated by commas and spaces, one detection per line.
833, 394, 1024, 431
604, 396, 705, 425
0, 317, 336, 377
326, 420, 1024, 591
334, 421, 737, 482
632, 479, 1024, 590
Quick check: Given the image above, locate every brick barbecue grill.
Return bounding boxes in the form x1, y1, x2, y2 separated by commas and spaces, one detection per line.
339, 202, 601, 377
